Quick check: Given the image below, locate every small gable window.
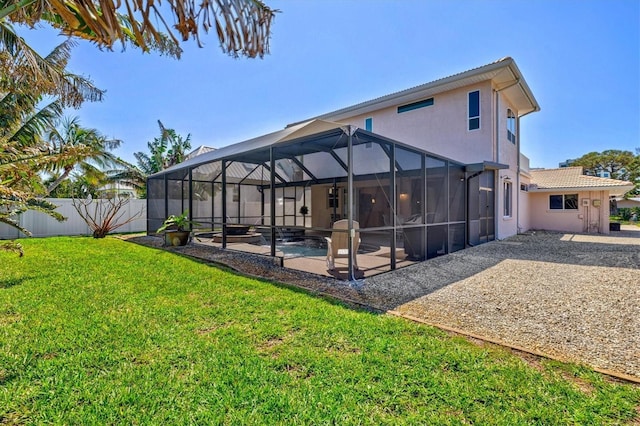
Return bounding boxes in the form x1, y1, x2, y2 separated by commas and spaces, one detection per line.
365, 117, 373, 132
507, 109, 516, 144
468, 90, 480, 130
397, 98, 434, 113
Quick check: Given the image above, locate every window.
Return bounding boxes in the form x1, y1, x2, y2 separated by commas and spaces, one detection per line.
507, 109, 516, 144
520, 183, 528, 191
549, 194, 578, 210
365, 117, 373, 132
503, 181, 512, 217
397, 97, 434, 113
327, 187, 339, 208
468, 90, 480, 130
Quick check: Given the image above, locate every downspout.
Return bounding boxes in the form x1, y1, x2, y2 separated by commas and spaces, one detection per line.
494, 89, 500, 239
494, 78, 521, 239
515, 108, 536, 233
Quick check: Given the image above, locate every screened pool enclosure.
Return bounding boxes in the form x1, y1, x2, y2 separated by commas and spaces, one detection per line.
147, 120, 498, 280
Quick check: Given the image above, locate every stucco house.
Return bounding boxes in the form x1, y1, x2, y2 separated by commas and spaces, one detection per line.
147, 57, 633, 279
616, 197, 640, 210
519, 166, 634, 234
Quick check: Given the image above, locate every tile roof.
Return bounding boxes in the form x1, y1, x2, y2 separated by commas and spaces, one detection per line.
529, 167, 634, 190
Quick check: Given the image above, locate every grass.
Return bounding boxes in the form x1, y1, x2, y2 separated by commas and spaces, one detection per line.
610, 215, 640, 227
1, 237, 638, 424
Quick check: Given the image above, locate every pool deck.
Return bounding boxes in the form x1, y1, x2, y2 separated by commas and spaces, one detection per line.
193, 236, 416, 279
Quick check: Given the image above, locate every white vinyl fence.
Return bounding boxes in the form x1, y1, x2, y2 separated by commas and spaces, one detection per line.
0, 198, 147, 239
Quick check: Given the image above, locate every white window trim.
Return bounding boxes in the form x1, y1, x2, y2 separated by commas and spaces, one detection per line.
548, 194, 579, 211
468, 90, 481, 132
364, 117, 373, 132
507, 108, 516, 144
503, 181, 512, 218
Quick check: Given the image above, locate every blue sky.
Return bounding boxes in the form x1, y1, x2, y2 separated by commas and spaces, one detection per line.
18, 0, 640, 169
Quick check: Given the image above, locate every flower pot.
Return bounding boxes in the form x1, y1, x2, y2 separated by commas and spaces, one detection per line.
165, 230, 190, 246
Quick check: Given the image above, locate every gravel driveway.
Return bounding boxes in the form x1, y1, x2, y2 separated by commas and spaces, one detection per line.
365, 226, 640, 380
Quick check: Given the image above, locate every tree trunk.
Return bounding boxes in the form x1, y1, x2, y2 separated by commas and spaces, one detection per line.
46, 166, 73, 195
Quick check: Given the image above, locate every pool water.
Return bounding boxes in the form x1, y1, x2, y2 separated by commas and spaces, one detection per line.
253, 237, 379, 259
277, 238, 327, 258
277, 244, 327, 258
251, 237, 327, 258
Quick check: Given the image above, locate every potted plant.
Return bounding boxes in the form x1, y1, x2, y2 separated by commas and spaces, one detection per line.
157, 210, 199, 246
299, 205, 309, 227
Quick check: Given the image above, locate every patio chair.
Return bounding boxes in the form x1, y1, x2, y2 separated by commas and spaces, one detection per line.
325, 219, 360, 270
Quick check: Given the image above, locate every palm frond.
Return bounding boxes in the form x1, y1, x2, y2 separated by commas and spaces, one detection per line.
0, 26, 104, 107
6, 0, 277, 59
10, 99, 63, 146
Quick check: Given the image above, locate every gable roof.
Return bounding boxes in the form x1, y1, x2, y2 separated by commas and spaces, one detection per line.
288, 57, 540, 127
529, 167, 635, 196
150, 119, 350, 178
186, 145, 215, 160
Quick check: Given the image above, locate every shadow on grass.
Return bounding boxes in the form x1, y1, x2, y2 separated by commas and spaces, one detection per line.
0, 370, 16, 386
0, 276, 30, 289
123, 235, 382, 314
122, 231, 640, 314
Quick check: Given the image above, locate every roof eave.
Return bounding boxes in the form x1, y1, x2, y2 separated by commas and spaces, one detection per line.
529, 185, 636, 195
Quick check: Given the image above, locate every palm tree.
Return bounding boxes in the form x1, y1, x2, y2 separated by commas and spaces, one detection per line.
1, 0, 276, 59
108, 121, 192, 198
0, 99, 93, 254
0, 42, 104, 254
0, 32, 105, 108
44, 116, 125, 195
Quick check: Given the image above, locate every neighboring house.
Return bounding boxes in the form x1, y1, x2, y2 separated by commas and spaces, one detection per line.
186, 145, 216, 160
558, 159, 576, 168
519, 167, 634, 234
98, 182, 139, 198
616, 197, 640, 209
146, 57, 631, 278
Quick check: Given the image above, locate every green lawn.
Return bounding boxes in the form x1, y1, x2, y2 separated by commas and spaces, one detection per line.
1, 237, 638, 424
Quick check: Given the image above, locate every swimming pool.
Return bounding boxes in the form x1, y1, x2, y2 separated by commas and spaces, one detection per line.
276, 238, 327, 258
249, 237, 327, 258
257, 237, 379, 259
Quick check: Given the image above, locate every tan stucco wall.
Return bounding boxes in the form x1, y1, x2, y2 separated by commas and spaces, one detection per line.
336, 81, 495, 165
617, 199, 640, 209
518, 175, 531, 232
529, 190, 610, 234
310, 184, 347, 229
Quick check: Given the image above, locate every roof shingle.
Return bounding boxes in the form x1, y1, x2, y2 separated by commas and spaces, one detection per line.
529, 167, 634, 193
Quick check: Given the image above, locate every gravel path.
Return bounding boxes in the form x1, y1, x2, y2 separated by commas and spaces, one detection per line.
123, 226, 640, 380
368, 227, 640, 380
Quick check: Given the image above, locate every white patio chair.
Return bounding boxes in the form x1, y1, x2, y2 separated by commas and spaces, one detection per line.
325, 219, 360, 270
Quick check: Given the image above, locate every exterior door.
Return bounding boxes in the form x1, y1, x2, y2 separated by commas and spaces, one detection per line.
468, 171, 495, 245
